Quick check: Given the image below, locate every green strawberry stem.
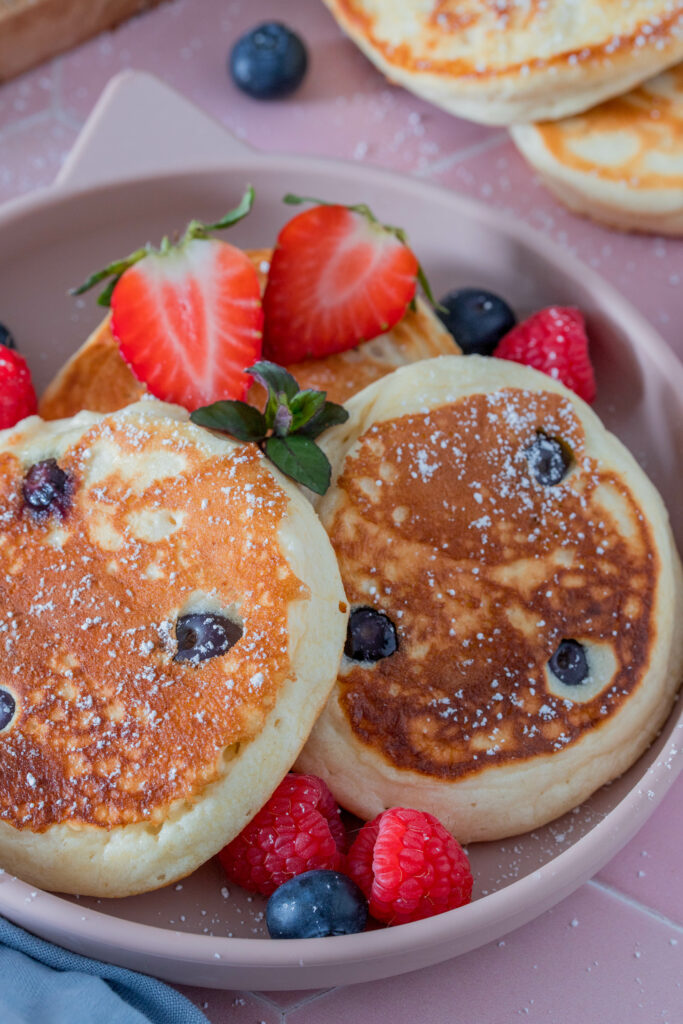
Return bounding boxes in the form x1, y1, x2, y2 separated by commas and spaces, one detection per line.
70, 186, 256, 307
282, 192, 442, 309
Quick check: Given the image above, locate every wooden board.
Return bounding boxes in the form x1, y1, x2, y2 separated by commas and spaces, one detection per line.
0, 0, 168, 81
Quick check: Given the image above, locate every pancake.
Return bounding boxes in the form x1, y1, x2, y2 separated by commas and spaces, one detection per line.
323, 0, 683, 125
0, 399, 347, 896
511, 63, 683, 235
39, 248, 459, 420
297, 356, 683, 842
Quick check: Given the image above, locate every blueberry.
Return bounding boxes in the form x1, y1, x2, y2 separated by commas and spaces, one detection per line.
266, 870, 368, 939
436, 288, 516, 356
548, 640, 589, 686
230, 22, 308, 100
0, 323, 16, 350
0, 689, 15, 731
22, 459, 72, 516
345, 606, 398, 662
524, 432, 571, 486
174, 613, 242, 664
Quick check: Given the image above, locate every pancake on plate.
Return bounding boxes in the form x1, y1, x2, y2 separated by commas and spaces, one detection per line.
0, 399, 347, 896
511, 63, 683, 235
323, 0, 683, 125
39, 248, 459, 420
297, 356, 683, 842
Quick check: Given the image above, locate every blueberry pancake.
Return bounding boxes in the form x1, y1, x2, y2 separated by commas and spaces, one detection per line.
511, 63, 683, 235
323, 0, 683, 125
0, 399, 347, 896
297, 357, 683, 842
39, 249, 458, 420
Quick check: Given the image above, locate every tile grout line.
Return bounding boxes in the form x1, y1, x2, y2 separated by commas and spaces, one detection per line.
413, 130, 508, 178
253, 986, 339, 1017
588, 877, 683, 935
0, 108, 53, 144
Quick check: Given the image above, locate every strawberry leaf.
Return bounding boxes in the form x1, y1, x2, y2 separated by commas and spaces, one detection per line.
190, 401, 267, 441
264, 435, 332, 494
297, 400, 349, 438
184, 187, 255, 241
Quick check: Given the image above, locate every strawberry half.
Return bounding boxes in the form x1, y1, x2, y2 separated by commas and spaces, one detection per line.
263, 196, 422, 364
72, 188, 263, 410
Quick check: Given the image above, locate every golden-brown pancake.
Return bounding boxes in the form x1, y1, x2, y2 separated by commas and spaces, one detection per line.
510, 63, 683, 235
39, 249, 459, 420
323, 0, 683, 125
297, 356, 683, 842
0, 399, 347, 896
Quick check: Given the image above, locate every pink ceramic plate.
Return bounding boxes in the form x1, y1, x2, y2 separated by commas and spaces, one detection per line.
0, 73, 680, 991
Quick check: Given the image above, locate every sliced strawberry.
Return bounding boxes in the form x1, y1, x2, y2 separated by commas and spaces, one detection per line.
110, 238, 263, 409
262, 202, 419, 364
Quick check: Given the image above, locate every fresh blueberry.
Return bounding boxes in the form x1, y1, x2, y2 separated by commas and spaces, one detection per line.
230, 22, 308, 100
548, 640, 589, 686
524, 432, 571, 486
22, 459, 72, 516
0, 689, 15, 730
0, 323, 16, 350
175, 613, 243, 664
266, 870, 368, 939
345, 606, 398, 662
436, 287, 516, 355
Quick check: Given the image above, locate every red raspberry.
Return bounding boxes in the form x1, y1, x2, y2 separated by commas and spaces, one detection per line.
346, 808, 473, 926
494, 306, 596, 403
0, 348, 37, 429
218, 774, 345, 896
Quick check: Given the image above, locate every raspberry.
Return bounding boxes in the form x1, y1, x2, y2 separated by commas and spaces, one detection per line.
346, 808, 473, 926
494, 306, 596, 404
0, 348, 37, 429
218, 773, 345, 896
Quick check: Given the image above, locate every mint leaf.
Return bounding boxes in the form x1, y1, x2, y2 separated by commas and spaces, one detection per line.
190, 401, 267, 441
265, 435, 332, 494
272, 402, 293, 437
248, 361, 299, 402
289, 389, 327, 431
298, 400, 349, 438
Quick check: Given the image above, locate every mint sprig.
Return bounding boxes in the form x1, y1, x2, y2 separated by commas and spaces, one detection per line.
70, 186, 255, 307
190, 361, 348, 494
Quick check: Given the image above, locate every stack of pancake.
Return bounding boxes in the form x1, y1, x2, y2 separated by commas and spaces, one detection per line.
2, 247, 681, 898
322, 1, 683, 234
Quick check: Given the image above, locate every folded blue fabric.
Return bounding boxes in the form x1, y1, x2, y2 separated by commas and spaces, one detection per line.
0, 915, 208, 1024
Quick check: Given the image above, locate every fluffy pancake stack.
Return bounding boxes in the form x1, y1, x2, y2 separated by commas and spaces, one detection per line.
0, 400, 347, 895
323, 1, 683, 233
297, 356, 683, 841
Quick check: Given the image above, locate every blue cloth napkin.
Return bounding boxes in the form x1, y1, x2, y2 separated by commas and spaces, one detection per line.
0, 915, 209, 1024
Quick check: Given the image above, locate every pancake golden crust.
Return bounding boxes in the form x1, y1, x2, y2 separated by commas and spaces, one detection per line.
324, 0, 683, 124
39, 248, 458, 419
0, 401, 347, 894
511, 64, 683, 235
298, 357, 683, 841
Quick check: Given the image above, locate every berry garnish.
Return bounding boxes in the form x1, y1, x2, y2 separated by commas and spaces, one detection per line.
347, 808, 473, 926
436, 287, 516, 355
174, 613, 243, 664
266, 869, 368, 939
191, 360, 348, 494
494, 306, 597, 403
524, 431, 571, 486
0, 322, 16, 350
345, 607, 398, 662
219, 773, 346, 897
0, 689, 16, 731
71, 188, 263, 410
548, 639, 589, 686
0, 347, 37, 429
262, 194, 435, 364
230, 23, 308, 100
22, 459, 72, 517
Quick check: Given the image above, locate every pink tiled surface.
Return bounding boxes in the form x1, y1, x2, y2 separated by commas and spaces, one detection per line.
0, 0, 681, 1020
